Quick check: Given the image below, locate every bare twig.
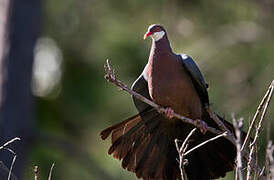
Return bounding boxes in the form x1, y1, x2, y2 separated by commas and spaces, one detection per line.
2, 147, 16, 156
205, 107, 237, 146
0, 137, 20, 151
0, 161, 18, 180
175, 128, 197, 180
104, 60, 230, 138
175, 129, 228, 180
247, 82, 274, 180
241, 80, 274, 151
266, 141, 274, 179
8, 155, 16, 180
184, 131, 227, 156
0, 137, 20, 180
206, 107, 229, 133
104, 59, 264, 176
206, 104, 258, 172
250, 83, 273, 148
34, 165, 38, 180
48, 163, 55, 180
265, 120, 271, 178
233, 115, 244, 180
175, 139, 188, 180
258, 166, 265, 178
254, 145, 259, 179
178, 128, 197, 154
205, 108, 261, 173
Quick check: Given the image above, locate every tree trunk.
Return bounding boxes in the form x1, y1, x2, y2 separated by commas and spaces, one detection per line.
0, 0, 41, 178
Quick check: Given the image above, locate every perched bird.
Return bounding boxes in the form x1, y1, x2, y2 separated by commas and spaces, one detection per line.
100, 24, 239, 180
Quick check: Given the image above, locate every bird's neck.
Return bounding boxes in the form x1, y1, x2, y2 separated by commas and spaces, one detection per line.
152, 35, 172, 54
147, 34, 175, 83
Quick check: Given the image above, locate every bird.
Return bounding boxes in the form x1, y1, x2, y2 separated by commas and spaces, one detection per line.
100, 24, 241, 180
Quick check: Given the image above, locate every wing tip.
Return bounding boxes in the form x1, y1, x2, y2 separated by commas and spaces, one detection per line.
100, 128, 112, 140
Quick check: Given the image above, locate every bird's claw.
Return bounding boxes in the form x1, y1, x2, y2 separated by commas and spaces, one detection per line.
194, 119, 208, 134
163, 107, 175, 119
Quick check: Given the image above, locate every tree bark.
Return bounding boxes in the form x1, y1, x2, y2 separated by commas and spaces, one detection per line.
0, 0, 41, 178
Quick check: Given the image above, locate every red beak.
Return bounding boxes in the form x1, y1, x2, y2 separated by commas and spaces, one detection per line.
144, 31, 152, 39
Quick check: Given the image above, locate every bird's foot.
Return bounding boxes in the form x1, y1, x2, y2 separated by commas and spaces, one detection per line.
163, 107, 175, 119
194, 119, 208, 134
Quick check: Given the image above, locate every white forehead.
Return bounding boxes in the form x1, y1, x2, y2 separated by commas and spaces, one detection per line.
151, 31, 165, 41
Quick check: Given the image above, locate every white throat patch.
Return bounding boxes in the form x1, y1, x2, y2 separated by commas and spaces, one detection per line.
151, 31, 165, 41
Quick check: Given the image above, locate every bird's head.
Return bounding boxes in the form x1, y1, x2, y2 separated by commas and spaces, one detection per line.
144, 24, 166, 41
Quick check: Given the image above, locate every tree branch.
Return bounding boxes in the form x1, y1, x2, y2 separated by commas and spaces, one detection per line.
241, 80, 274, 152
34, 165, 38, 180
246, 81, 274, 179
0, 161, 17, 180
232, 115, 244, 180
184, 131, 227, 157
0, 137, 20, 180
104, 59, 228, 137
265, 141, 274, 179
175, 128, 197, 180
104, 59, 264, 177
48, 163, 55, 180
8, 155, 17, 180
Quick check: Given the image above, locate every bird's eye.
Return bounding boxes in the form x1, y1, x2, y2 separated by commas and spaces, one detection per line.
155, 27, 161, 32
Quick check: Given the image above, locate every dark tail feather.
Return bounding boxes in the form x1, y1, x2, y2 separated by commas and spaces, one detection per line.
100, 109, 181, 180
100, 107, 155, 140
135, 126, 161, 178
182, 110, 238, 180
183, 110, 249, 180
100, 107, 159, 158
122, 120, 180, 180
100, 114, 141, 140
100, 108, 244, 180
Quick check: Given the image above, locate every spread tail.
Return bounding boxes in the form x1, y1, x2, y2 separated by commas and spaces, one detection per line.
100, 108, 181, 179
100, 108, 243, 180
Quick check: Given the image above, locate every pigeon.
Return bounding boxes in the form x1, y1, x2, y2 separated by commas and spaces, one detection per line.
100, 24, 240, 180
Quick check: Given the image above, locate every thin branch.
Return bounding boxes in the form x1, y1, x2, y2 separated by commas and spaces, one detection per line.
48, 163, 55, 180
241, 80, 274, 151
8, 155, 16, 180
104, 59, 262, 174
175, 130, 228, 180
254, 145, 259, 179
258, 166, 265, 178
247, 82, 274, 180
184, 131, 227, 156
233, 115, 244, 180
206, 107, 230, 133
205, 109, 259, 173
265, 119, 271, 178
179, 128, 197, 154
247, 145, 256, 179
205, 107, 237, 146
266, 141, 274, 179
175, 139, 187, 180
0, 137, 20, 180
0, 137, 20, 151
175, 128, 197, 180
104, 60, 229, 138
2, 147, 16, 156
0, 161, 18, 180
34, 165, 38, 180
250, 83, 273, 148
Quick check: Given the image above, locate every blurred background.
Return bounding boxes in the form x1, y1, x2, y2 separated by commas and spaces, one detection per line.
0, 0, 273, 179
